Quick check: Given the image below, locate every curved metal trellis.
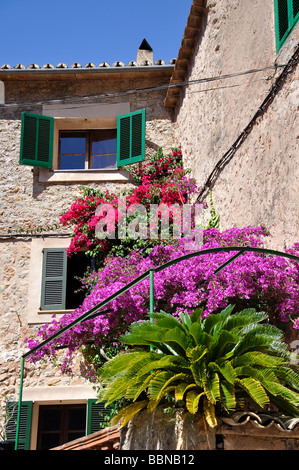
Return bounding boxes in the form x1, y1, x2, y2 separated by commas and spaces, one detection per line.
15, 246, 299, 449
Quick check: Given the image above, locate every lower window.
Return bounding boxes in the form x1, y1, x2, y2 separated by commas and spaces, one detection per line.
37, 404, 86, 450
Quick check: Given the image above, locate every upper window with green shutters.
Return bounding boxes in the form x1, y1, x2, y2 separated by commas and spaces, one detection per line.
19, 109, 146, 175
274, 0, 299, 52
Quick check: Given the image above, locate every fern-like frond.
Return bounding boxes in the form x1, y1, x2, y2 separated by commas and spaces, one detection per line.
110, 400, 149, 428
232, 351, 286, 368
220, 381, 236, 412
186, 345, 208, 363
174, 382, 197, 401
203, 372, 220, 405
209, 360, 236, 384
203, 397, 217, 428
186, 390, 204, 414
236, 377, 269, 409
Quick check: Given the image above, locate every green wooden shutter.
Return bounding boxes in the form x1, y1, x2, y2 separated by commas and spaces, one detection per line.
6, 401, 33, 450
41, 248, 67, 310
86, 399, 111, 434
117, 109, 146, 166
275, 0, 299, 52
20, 112, 54, 168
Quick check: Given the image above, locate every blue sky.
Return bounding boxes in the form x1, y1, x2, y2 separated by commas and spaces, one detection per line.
0, 0, 193, 67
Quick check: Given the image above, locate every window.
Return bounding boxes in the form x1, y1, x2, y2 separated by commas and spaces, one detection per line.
274, 0, 299, 52
59, 129, 117, 170
7, 399, 110, 450
37, 405, 86, 450
41, 249, 90, 311
19, 109, 146, 170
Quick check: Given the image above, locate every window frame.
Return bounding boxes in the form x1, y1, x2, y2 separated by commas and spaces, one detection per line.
58, 128, 118, 171
20, 110, 146, 177
274, 0, 299, 53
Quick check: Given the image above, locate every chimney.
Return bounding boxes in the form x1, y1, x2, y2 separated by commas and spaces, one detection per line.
137, 39, 153, 65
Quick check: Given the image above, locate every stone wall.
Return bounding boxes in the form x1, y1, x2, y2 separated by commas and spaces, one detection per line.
0, 71, 176, 417
174, 0, 299, 251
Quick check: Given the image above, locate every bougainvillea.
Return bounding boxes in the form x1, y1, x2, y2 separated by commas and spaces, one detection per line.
25, 225, 299, 375
59, 147, 203, 259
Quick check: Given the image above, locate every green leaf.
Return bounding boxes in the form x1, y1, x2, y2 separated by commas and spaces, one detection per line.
209, 360, 236, 384
220, 381, 236, 412
110, 400, 148, 428
186, 390, 204, 414
236, 377, 269, 409
174, 382, 197, 401
203, 398, 217, 428
186, 345, 208, 363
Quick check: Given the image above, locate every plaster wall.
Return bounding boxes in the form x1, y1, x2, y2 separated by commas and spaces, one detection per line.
174, 0, 299, 250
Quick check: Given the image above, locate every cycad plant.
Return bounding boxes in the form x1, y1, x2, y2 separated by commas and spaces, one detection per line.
97, 306, 299, 428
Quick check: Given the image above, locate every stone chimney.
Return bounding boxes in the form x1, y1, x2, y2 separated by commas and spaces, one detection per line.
137, 39, 153, 65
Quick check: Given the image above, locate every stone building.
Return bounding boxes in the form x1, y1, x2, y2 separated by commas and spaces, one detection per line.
0, 41, 176, 450
166, 0, 299, 250
0, 0, 298, 451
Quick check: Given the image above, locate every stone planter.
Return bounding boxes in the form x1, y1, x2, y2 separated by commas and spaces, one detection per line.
119, 408, 299, 451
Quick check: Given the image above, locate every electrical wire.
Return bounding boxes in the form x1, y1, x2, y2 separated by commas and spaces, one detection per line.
1, 60, 298, 109
195, 43, 299, 204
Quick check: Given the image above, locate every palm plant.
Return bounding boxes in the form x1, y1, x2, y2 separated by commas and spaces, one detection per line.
97, 305, 299, 428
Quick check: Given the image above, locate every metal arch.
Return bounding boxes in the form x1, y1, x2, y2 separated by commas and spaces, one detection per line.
15, 245, 299, 449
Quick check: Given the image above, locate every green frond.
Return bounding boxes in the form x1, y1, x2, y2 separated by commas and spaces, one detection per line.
162, 327, 192, 356
189, 323, 214, 348
220, 381, 236, 412
236, 377, 269, 409
153, 311, 189, 334
209, 360, 236, 384
99, 350, 155, 379
125, 374, 153, 401
110, 400, 149, 428
232, 351, 286, 368
120, 322, 164, 346
203, 397, 217, 428
191, 362, 205, 387
186, 345, 208, 363
190, 307, 204, 324
221, 309, 267, 333
232, 330, 286, 357
202, 372, 220, 405
174, 382, 197, 401
185, 390, 204, 414
202, 305, 234, 334
274, 366, 299, 391
149, 372, 189, 402
210, 330, 238, 359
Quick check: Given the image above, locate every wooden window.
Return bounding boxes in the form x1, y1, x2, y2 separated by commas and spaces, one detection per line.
37, 405, 86, 450
20, 109, 146, 170
274, 0, 299, 52
59, 129, 117, 170
40, 249, 90, 311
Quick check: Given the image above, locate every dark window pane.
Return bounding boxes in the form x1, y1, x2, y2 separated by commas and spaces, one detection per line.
60, 132, 86, 155
41, 409, 61, 431
68, 407, 86, 431
40, 433, 61, 450
66, 251, 90, 309
60, 155, 86, 170
91, 154, 117, 169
